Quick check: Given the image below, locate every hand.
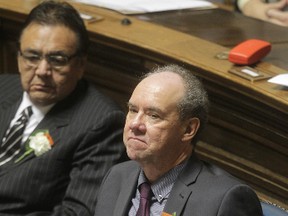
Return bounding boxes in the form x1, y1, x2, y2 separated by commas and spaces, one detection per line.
266, 1, 288, 26
242, 0, 288, 26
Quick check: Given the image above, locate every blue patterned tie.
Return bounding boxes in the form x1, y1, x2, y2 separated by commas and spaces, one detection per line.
0, 106, 33, 166
136, 182, 152, 216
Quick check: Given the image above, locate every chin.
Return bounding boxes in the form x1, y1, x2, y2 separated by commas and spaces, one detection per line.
126, 150, 137, 161
31, 96, 56, 106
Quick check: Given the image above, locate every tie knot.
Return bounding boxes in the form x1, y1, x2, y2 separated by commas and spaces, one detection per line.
20, 106, 33, 121
139, 182, 151, 199
14, 106, 33, 126
24, 106, 33, 118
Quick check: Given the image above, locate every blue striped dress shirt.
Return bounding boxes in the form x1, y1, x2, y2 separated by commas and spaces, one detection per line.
128, 161, 187, 216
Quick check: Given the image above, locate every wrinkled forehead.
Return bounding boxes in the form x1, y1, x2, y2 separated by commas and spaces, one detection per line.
131, 72, 185, 107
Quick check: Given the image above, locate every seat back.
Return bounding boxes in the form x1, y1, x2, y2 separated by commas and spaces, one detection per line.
261, 202, 288, 216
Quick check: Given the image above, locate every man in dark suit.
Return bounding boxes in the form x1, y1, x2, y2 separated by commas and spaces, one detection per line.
94, 65, 263, 216
0, 1, 125, 215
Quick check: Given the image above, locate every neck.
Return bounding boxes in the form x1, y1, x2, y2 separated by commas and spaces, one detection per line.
141, 146, 192, 183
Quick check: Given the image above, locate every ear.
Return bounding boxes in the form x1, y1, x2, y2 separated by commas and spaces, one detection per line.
181, 117, 200, 142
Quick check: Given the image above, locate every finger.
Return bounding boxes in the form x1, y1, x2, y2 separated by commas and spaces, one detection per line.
268, 0, 287, 9
267, 8, 288, 21
266, 9, 288, 26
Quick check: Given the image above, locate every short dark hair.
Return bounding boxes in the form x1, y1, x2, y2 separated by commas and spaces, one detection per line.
20, 0, 89, 55
142, 64, 209, 145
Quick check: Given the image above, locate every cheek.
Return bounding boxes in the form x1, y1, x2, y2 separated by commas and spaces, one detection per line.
53, 74, 74, 90
19, 71, 35, 91
148, 127, 176, 148
58, 67, 82, 86
145, 126, 162, 146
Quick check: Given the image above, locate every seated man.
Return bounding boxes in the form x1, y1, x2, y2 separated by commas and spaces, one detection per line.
95, 65, 263, 216
0, 1, 125, 215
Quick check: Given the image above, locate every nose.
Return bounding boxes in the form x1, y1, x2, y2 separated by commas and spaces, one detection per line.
128, 114, 146, 133
35, 59, 52, 76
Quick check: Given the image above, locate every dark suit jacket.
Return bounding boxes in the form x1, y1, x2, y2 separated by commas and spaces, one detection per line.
95, 155, 263, 216
0, 74, 126, 216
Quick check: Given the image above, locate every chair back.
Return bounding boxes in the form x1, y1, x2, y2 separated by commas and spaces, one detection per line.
261, 202, 288, 216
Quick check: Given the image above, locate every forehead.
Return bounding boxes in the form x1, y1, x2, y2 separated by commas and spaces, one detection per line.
20, 23, 77, 52
130, 72, 184, 109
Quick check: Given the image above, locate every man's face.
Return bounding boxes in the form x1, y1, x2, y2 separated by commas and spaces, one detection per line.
123, 72, 192, 167
18, 23, 85, 106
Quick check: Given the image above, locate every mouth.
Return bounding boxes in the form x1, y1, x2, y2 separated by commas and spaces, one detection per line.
128, 137, 146, 144
31, 84, 53, 91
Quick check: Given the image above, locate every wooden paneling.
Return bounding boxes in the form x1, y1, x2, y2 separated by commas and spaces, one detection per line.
0, 18, 22, 74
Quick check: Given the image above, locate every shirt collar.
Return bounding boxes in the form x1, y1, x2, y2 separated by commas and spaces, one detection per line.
17, 92, 55, 118
138, 160, 187, 203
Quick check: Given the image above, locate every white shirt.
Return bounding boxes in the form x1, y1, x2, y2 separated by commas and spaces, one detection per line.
9, 92, 54, 144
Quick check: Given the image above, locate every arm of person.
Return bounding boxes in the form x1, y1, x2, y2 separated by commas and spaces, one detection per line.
217, 184, 263, 215
237, 0, 288, 26
26, 110, 126, 216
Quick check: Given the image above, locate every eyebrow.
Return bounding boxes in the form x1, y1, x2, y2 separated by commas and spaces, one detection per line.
127, 102, 163, 114
48, 51, 70, 56
21, 49, 41, 55
21, 49, 69, 56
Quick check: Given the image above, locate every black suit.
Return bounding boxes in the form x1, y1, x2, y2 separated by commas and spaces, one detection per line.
0, 74, 126, 216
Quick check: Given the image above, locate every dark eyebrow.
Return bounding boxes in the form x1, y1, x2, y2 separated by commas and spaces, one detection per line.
21, 49, 41, 55
47, 51, 69, 56
21, 49, 68, 56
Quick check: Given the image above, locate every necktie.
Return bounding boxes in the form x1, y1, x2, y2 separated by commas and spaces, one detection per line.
0, 106, 33, 166
136, 182, 152, 216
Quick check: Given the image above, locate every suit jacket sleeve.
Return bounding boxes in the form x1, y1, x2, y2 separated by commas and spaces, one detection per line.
217, 184, 263, 216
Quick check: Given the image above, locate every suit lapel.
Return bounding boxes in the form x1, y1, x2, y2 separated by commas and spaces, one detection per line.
114, 166, 140, 216
13, 103, 71, 165
0, 93, 22, 175
163, 155, 203, 216
0, 93, 22, 142
0, 102, 71, 171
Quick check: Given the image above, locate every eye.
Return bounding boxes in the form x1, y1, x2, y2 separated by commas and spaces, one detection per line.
149, 112, 160, 119
128, 107, 138, 114
23, 54, 41, 63
48, 55, 69, 66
